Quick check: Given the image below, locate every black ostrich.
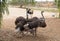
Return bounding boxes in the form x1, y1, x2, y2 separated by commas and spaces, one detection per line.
15, 11, 47, 37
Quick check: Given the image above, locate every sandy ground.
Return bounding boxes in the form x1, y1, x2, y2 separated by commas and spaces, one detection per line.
3, 7, 59, 19
0, 7, 60, 41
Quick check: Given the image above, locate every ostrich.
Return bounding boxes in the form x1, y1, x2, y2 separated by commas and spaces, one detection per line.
15, 16, 27, 25
15, 16, 27, 37
38, 11, 46, 27
15, 16, 39, 37
24, 11, 47, 36
26, 8, 33, 20
15, 11, 46, 37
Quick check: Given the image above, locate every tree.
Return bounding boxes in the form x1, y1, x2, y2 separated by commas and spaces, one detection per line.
10, 0, 35, 8
0, 0, 9, 28
30, 0, 35, 5
55, 0, 60, 18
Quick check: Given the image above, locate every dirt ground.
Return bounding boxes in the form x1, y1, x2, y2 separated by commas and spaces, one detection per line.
0, 18, 60, 41
0, 8, 60, 41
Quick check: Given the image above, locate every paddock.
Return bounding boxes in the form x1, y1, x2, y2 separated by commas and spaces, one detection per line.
0, 7, 60, 41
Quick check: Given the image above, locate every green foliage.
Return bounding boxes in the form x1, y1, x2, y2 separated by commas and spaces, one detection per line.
55, 0, 60, 18
10, 0, 35, 6
10, 0, 19, 5
55, 0, 60, 8
0, 0, 9, 28
31, 0, 35, 5
55, 0, 57, 2
58, 0, 60, 8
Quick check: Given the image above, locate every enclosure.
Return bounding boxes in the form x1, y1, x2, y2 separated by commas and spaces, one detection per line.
0, 0, 60, 41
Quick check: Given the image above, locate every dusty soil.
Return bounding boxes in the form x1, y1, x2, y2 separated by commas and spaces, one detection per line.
0, 8, 60, 41
0, 18, 60, 41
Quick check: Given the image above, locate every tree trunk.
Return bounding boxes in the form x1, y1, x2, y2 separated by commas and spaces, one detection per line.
58, 9, 60, 18
0, 20, 1, 28
59, 11, 60, 18
0, 13, 2, 28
